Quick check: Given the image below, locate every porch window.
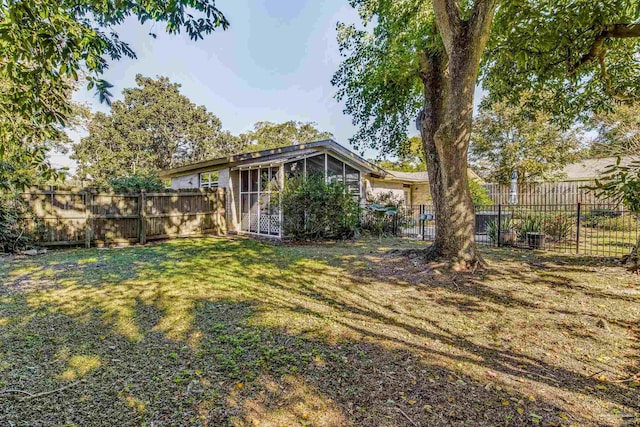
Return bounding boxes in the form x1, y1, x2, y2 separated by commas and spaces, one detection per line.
345, 164, 360, 197
306, 154, 325, 178
200, 171, 219, 188
283, 153, 361, 199
284, 160, 304, 179
327, 155, 344, 184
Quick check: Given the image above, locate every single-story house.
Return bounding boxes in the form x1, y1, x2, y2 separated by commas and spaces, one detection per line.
159, 139, 433, 238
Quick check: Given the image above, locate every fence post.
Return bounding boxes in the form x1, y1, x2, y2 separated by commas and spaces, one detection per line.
420, 205, 424, 240
84, 190, 93, 248
139, 190, 147, 244
576, 202, 581, 254
497, 204, 502, 247
393, 210, 398, 236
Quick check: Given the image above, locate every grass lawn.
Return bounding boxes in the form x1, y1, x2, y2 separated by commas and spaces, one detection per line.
1, 237, 638, 426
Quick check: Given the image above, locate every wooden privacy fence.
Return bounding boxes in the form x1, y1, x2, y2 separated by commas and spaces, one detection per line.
484, 182, 619, 206
21, 188, 226, 247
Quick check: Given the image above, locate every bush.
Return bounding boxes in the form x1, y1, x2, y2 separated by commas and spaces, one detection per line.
486, 218, 515, 244
469, 179, 493, 206
542, 214, 572, 241
594, 215, 637, 232
281, 175, 360, 240
0, 195, 35, 253
582, 209, 624, 228
361, 191, 402, 237
515, 215, 544, 241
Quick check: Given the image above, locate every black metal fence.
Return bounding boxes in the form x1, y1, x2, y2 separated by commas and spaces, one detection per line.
361, 204, 639, 257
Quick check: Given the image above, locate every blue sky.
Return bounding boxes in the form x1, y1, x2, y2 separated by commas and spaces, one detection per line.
53, 0, 401, 173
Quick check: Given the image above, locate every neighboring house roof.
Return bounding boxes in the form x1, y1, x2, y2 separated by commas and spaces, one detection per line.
381, 169, 483, 184
385, 171, 430, 182
159, 139, 388, 178
560, 156, 635, 181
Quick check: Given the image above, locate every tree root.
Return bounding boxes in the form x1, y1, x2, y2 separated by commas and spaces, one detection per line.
0, 379, 85, 402
386, 244, 487, 272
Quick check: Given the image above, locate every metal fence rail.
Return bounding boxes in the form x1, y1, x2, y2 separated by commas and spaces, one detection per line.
362, 203, 638, 257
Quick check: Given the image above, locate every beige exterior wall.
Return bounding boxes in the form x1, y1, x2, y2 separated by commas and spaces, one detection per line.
170, 172, 199, 189
365, 178, 411, 204
410, 183, 431, 205
364, 178, 431, 206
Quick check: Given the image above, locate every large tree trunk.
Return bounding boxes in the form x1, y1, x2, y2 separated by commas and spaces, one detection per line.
622, 234, 640, 272
416, 0, 497, 269
419, 51, 482, 267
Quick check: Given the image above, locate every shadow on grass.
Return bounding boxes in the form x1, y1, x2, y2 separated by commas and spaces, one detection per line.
1, 237, 638, 426
3, 296, 574, 427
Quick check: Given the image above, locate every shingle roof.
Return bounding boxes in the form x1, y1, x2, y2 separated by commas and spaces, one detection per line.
384, 168, 484, 183
560, 156, 635, 181
386, 171, 430, 182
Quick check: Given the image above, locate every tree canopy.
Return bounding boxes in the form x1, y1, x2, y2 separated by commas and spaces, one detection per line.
334, 0, 640, 156
373, 136, 426, 172
239, 121, 333, 152
470, 100, 582, 184
482, 1, 640, 125
73, 75, 240, 185
587, 102, 640, 158
0, 0, 228, 191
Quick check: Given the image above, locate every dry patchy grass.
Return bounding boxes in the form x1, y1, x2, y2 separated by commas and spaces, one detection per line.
0, 237, 638, 426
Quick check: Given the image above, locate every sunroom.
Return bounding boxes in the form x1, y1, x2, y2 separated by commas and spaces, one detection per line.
232, 152, 363, 238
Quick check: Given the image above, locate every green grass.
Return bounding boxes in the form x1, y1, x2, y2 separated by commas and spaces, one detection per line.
0, 237, 639, 426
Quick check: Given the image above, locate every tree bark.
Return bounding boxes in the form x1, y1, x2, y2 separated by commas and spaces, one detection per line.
416, 0, 497, 269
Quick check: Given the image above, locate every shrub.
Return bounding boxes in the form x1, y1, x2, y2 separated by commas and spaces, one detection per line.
515, 215, 544, 241
582, 209, 623, 228
542, 214, 572, 241
594, 215, 637, 232
469, 179, 493, 207
281, 174, 360, 240
486, 218, 515, 244
0, 195, 35, 253
361, 191, 402, 237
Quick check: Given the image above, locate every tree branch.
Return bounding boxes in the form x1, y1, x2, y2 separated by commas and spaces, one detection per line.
432, 0, 461, 56
469, 0, 499, 44
572, 23, 640, 72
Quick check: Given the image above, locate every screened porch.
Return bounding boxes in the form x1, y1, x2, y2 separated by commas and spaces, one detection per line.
236, 152, 362, 238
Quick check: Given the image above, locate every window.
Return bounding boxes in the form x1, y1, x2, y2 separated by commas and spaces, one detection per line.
327, 154, 344, 184
283, 152, 361, 200
284, 160, 304, 179
345, 164, 360, 198
306, 154, 325, 178
200, 171, 219, 188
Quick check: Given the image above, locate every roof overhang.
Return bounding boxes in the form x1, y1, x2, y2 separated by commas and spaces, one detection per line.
159, 139, 388, 178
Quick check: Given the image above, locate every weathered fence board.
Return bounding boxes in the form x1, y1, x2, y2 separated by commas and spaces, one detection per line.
20, 187, 226, 247
484, 182, 618, 205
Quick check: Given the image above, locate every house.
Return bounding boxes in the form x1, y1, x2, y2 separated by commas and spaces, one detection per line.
559, 156, 635, 182
159, 139, 432, 238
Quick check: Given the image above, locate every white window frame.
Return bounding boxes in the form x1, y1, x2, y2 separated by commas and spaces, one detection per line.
199, 171, 219, 188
